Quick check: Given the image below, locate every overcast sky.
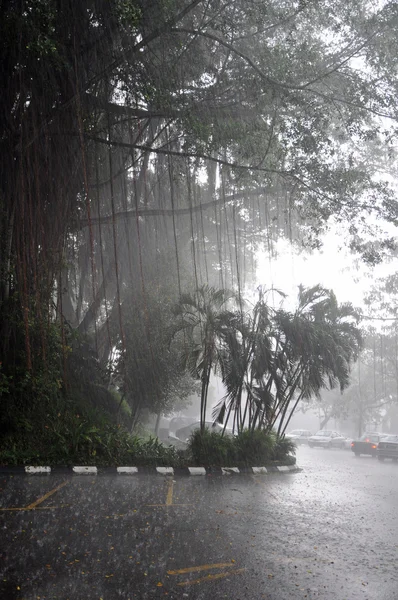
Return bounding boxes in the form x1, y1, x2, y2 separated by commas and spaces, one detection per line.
256, 228, 398, 312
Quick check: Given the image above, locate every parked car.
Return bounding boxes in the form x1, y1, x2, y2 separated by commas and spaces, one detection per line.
308, 430, 346, 448
351, 432, 388, 457
167, 432, 189, 450
284, 429, 313, 445
343, 437, 353, 449
377, 434, 398, 462
174, 421, 233, 442
169, 416, 196, 434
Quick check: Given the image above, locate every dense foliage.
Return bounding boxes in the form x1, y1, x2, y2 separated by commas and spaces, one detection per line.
188, 428, 296, 467
173, 284, 363, 434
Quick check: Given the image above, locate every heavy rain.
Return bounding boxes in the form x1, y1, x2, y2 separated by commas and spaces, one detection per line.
1, 1, 398, 598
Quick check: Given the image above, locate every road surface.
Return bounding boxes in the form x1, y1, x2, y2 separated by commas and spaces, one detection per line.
0, 446, 397, 599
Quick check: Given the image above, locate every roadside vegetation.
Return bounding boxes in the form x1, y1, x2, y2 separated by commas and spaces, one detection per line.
0, 417, 296, 468
172, 284, 362, 436
0, 283, 358, 467
189, 429, 296, 468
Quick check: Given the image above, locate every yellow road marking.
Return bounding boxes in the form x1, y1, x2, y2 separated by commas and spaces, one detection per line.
145, 479, 191, 507
166, 479, 174, 505
177, 568, 246, 586
26, 481, 68, 509
168, 562, 237, 575
145, 503, 193, 507
0, 504, 70, 512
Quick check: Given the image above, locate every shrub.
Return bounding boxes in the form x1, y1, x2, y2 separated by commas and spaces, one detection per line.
0, 405, 190, 467
189, 428, 236, 466
271, 434, 297, 462
188, 427, 295, 467
130, 436, 189, 468
234, 429, 275, 466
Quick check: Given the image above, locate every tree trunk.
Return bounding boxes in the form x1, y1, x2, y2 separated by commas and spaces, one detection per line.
320, 414, 331, 429
154, 412, 162, 437
77, 262, 116, 334
280, 391, 305, 437
0, 202, 15, 303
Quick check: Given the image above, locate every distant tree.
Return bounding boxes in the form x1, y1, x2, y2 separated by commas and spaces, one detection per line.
304, 327, 398, 436
306, 387, 353, 431
115, 285, 198, 431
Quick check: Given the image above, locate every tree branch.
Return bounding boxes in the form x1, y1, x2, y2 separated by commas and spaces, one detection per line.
75, 186, 284, 229
83, 134, 337, 202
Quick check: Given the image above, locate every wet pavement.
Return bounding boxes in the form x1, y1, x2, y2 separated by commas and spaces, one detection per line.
0, 446, 397, 599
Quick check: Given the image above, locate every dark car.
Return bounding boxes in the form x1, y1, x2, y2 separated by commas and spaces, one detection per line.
351, 432, 388, 457
377, 434, 398, 462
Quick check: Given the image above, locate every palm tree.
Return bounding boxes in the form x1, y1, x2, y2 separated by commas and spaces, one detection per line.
213, 285, 363, 436
172, 285, 239, 431
213, 286, 277, 434
275, 285, 363, 436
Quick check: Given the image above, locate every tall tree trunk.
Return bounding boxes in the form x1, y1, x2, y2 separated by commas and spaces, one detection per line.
154, 412, 162, 437
320, 413, 331, 430
77, 262, 116, 334
280, 391, 305, 437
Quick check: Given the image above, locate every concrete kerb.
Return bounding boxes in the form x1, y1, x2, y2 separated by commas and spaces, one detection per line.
0, 464, 302, 476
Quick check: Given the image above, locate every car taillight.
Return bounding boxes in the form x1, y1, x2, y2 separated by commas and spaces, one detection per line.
372, 444, 377, 449
351, 442, 354, 447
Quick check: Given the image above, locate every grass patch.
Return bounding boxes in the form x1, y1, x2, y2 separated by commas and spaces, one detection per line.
0, 420, 189, 467
188, 428, 296, 467
0, 397, 189, 467
0, 397, 295, 468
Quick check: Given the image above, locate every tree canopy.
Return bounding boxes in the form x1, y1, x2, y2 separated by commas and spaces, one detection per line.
1, 0, 398, 432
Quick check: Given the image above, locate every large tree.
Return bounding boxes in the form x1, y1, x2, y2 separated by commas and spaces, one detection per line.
2, 0, 398, 425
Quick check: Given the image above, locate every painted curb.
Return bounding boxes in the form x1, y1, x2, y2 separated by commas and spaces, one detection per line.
25, 466, 51, 474
252, 466, 268, 474
0, 464, 301, 476
117, 466, 138, 474
156, 466, 174, 475
188, 467, 206, 476
72, 466, 98, 475
221, 467, 240, 475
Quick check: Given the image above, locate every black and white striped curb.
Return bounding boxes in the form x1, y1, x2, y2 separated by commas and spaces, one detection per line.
0, 465, 301, 476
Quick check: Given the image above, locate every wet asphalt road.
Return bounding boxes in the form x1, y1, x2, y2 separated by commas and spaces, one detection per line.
0, 447, 397, 600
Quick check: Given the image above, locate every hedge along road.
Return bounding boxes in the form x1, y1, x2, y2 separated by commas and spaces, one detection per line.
0, 452, 397, 600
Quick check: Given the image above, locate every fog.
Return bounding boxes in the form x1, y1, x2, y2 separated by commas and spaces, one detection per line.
4, 3, 398, 599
